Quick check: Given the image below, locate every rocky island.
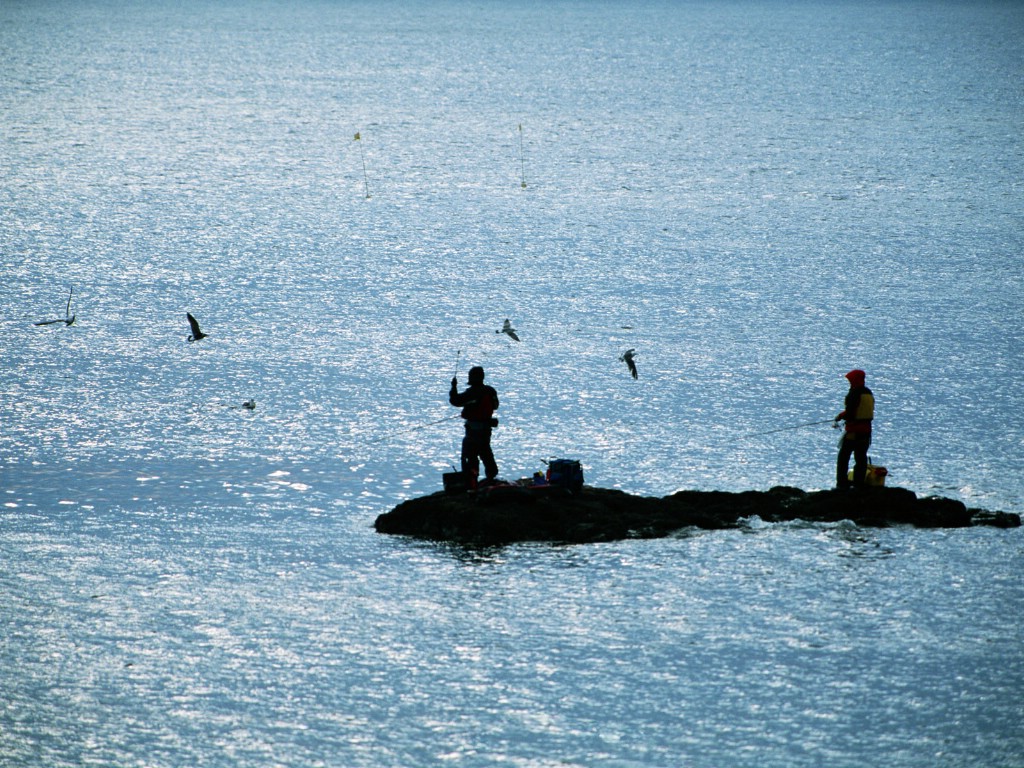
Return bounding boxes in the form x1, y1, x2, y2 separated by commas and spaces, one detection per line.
374, 484, 1021, 546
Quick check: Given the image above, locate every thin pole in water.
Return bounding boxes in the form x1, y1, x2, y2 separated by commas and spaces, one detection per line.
354, 132, 370, 198
518, 124, 527, 188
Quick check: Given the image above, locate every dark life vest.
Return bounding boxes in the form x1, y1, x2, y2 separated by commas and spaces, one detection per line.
450, 384, 499, 422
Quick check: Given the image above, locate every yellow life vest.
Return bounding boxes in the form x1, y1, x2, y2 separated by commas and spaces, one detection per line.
853, 391, 874, 421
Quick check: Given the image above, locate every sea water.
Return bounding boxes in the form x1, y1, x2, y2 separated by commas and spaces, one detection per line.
2, 1, 1022, 766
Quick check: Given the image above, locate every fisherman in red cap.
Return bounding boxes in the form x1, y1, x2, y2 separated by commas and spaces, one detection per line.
834, 369, 874, 489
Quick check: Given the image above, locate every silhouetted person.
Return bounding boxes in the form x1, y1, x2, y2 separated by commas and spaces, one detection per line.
449, 366, 500, 488
834, 368, 874, 488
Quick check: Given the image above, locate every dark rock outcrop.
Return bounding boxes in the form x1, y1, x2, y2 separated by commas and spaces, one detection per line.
374, 485, 1021, 545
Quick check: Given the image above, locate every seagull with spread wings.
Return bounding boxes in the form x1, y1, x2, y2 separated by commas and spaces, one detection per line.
33, 287, 75, 327
497, 318, 520, 342
186, 312, 208, 342
620, 348, 638, 379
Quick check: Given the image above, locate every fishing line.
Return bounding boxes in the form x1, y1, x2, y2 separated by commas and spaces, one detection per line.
371, 350, 467, 444
368, 412, 464, 444
738, 419, 836, 439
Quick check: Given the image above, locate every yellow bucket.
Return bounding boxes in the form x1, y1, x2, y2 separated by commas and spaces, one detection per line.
849, 464, 887, 487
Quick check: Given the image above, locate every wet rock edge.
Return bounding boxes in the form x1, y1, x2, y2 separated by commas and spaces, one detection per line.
374, 485, 1021, 545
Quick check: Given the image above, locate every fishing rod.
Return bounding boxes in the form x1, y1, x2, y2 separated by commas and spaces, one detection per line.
740, 419, 836, 439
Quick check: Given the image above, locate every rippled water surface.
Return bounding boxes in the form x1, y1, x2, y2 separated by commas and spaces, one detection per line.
2, 1, 1023, 766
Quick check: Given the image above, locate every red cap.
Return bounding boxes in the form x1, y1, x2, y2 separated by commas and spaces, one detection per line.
845, 369, 866, 386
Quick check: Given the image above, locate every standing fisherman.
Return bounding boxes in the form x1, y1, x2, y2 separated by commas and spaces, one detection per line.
449, 366, 500, 488
834, 369, 874, 489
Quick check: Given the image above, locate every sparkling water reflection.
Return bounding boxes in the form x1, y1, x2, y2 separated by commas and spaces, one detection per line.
2, 1, 1023, 766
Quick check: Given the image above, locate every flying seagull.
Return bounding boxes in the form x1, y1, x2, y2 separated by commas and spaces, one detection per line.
186, 312, 207, 342
33, 287, 75, 327
620, 348, 638, 379
497, 318, 520, 342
